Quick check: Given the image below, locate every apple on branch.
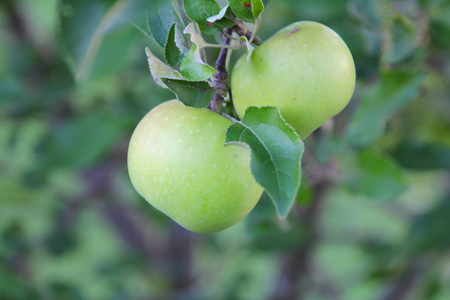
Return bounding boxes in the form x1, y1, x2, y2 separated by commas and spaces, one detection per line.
127, 100, 263, 233
231, 21, 356, 139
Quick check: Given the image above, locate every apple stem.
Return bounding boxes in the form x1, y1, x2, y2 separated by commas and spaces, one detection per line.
208, 21, 263, 114
221, 112, 238, 123
234, 18, 263, 46
208, 27, 234, 113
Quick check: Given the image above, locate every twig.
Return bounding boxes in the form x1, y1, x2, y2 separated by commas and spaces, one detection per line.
221, 112, 238, 123
208, 27, 234, 113
80, 142, 168, 266
270, 179, 332, 300
84, 161, 167, 264
166, 223, 196, 298
208, 19, 264, 113
379, 259, 425, 300
234, 18, 263, 46
99, 198, 167, 261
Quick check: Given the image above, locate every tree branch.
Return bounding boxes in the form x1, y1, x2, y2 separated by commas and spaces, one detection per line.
166, 223, 197, 298
270, 179, 332, 300
208, 19, 264, 113
82, 142, 168, 265
379, 259, 425, 300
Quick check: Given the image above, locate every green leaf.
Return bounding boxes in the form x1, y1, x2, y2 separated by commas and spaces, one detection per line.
262, 0, 272, 8
391, 140, 450, 170
348, 0, 385, 29
57, 0, 147, 81
180, 45, 216, 81
350, 0, 419, 65
164, 23, 185, 67
240, 36, 255, 62
49, 282, 84, 300
250, 0, 264, 20
346, 71, 425, 147
147, 2, 175, 47
408, 196, 450, 254
225, 106, 304, 218
88, 26, 142, 81
46, 112, 126, 169
145, 47, 183, 88
228, 0, 271, 22
183, 0, 221, 33
174, 23, 189, 55
182, 22, 209, 60
343, 149, 409, 201
46, 227, 77, 255
160, 78, 215, 108
382, 16, 417, 65
206, 5, 236, 29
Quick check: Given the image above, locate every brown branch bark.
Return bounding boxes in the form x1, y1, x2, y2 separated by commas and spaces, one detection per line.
166, 223, 197, 298
209, 27, 234, 113
379, 260, 425, 300
86, 142, 198, 298
270, 180, 332, 300
83, 155, 167, 264
209, 20, 264, 113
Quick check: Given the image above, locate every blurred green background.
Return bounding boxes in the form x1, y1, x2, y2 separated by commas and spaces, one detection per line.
1, 0, 449, 299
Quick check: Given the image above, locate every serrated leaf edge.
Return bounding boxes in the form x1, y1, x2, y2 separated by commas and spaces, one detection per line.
224, 106, 303, 218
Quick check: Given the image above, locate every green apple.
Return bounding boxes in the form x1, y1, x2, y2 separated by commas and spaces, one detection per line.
127, 100, 263, 233
231, 21, 356, 139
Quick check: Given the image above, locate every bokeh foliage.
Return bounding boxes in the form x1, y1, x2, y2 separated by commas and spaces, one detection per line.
0, 0, 449, 299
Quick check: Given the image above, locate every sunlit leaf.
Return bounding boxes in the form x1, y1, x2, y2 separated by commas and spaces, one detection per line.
145, 47, 183, 87
183, 0, 221, 33
180, 46, 216, 81
225, 106, 304, 218
228, 0, 271, 22
164, 23, 185, 67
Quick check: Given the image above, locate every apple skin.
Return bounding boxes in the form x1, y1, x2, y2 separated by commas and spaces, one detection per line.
127, 100, 263, 233
231, 21, 356, 139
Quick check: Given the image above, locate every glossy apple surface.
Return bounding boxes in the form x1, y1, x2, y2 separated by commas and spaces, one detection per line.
231, 21, 356, 139
127, 100, 263, 233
